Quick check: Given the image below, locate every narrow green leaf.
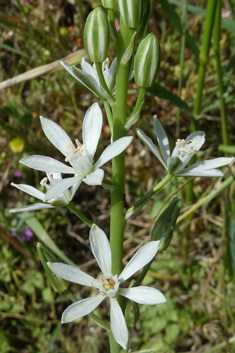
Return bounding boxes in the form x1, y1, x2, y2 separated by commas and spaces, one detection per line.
0, 42, 29, 59
148, 83, 194, 116
19, 212, 76, 266
225, 195, 235, 278
169, 0, 235, 32
158, 0, 199, 57
218, 144, 235, 155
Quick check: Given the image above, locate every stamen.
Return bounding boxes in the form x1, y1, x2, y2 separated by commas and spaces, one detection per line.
40, 177, 48, 187
93, 63, 97, 75
176, 139, 185, 148
102, 58, 110, 71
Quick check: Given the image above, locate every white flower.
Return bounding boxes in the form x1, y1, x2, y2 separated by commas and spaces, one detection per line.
9, 172, 78, 212
136, 116, 234, 177
60, 57, 117, 99
20, 103, 133, 201
49, 224, 166, 349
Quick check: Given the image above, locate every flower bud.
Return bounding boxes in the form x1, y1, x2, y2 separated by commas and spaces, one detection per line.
101, 0, 117, 9
84, 7, 110, 63
118, 0, 143, 29
37, 243, 69, 293
134, 33, 161, 88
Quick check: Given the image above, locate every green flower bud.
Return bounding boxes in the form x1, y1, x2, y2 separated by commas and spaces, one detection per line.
84, 7, 110, 63
37, 243, 69, 293
134, 33, 161, 88
118, 0, 143, 29
101, 0, 117, 9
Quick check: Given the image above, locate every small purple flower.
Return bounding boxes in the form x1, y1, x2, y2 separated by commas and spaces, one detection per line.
51, 76, 57, 83
14, 170, 22, 177
115, 21, 120, 31
40, 93, 46, 100
12, 226, 34, 241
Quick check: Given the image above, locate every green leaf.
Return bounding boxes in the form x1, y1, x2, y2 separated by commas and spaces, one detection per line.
218, 144, 235, 155
225, 194, 235, 278
168, 0, 235, 33
0, 42, 29, 59
19, 212, 76, 266
148, 83, 194, 116
0, 331, 10, 353
158, 0, 199, 57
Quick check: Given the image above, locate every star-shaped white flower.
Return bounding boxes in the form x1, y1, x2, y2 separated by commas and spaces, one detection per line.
20, 103, 133, 201
136, 116, 234, 177
60, 57, 117, 99
49, 224, 166, 349
9, 172, 78, 212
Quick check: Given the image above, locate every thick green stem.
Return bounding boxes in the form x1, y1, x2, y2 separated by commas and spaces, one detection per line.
67, 203, 93, 228
213, 0, 229, 146
192, 0, 217, 120
109, 21, 135, 353
64, 289, 110, 331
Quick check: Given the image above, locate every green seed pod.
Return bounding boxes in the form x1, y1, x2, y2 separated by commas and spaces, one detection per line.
118, 0, 143, 29
134, 33, 161, 88
84, 7, 110, 63
125, 300, 140, 328
151, 198, 182, 251
101, 0, 117, 9
37, 243, 69, 293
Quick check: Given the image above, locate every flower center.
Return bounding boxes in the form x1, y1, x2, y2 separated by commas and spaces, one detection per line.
103, 277, 116, 291
65, 139, 87, 162
98, 274, 119, 297
176, 139, 198, 155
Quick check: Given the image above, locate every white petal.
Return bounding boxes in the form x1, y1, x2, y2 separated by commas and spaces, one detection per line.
61, 295, 105, 324
9, 203, 54, 213
83, 169, 104, 186
45, 176, 82, 200
90, 224, 112, 275
119, 286, 167, 305
104, 57, 117, 92
81, 58, 97, 79
70, 155, 93, 176
20, 155, 75, 174
110, 298, 128, 349
118, 241, 160, 283
153, 116, 170, 164
172, 131, 205, 169
49, 263, 99, 287
40, 116, 74, 157
94, 136, 133, 169
177, 157, 234, 177
60, 61, 102, 98
177, 168, 223, 177
136, 129, 167, 169
69, 180, 82, 200
82, 103, 103, 157
11, 182, 45, 201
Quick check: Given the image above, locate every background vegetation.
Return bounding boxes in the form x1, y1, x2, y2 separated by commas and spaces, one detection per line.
0, 0, 235, 352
